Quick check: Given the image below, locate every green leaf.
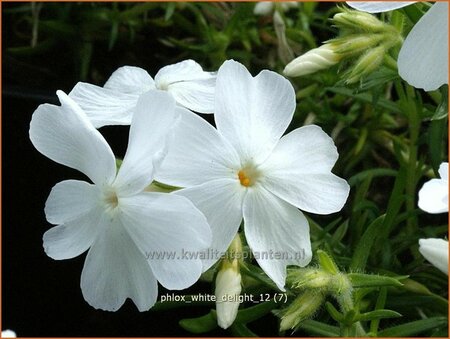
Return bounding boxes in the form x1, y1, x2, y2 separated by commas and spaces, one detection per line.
164, 2, 176, 21
240, 263, 281, 292
325, 87, 401, 113
317, 250, 339, 275
229, 323, 257, 337
235, 301, 277, 324
298, 319, 340, 337
378, 317, 448, 337
348, 273, 405, 288
428, 119, 447, 175
348, 168, 397, 187
325, 302, 344, 322
431, 87, 448, 120
331, 221, 348, 247
401, 3, 425, 25
350, 215, 385, 271
179, 310, 218, 334
357, 309, 402, 322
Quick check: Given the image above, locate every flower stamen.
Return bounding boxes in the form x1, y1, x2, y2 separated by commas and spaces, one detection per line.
238, 170, 251, 187
104, 190, 119, 209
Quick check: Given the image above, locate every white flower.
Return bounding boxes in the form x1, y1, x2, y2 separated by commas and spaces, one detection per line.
418, 162, 448, 214
346, 2, 448, 91
69, 60, 216, 127
418, 238, 448, 275
1, 330, 16, 338
215, 265, 242, 329
29, 90, 211, 311
254, 2, 298, 16
156, 60, 350, 290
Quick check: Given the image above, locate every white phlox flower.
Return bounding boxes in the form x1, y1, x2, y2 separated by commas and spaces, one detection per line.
29, 90, 211, 311
418, 238, 449, 275
156, 60, 350, 290
1, 330, 16, 338
418, 162, 448, 214
69, 59, 216, 127
346, 1, 448, 91
254, 2, 298, 16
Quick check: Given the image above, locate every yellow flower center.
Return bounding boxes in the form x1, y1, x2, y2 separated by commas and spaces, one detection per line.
104, 190, 119, 209
237, 165, 260, 187
238, 170, 251, 187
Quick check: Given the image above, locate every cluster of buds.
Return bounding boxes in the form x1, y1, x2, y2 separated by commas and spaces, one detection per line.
278, 251, 353, 331
284, 8, 403, 84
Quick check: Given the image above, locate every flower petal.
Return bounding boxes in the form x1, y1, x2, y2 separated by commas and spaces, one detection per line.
114, 91, 177, 196
155, 60, 214, 86
43, 207, 102, 260
176, 179, 244, 271
214, 60, 296, 164
260, 125, 350, 214
45, 180, 100, 224
81, 216, 158, 312
419, 238, 449, 275
398, 2, 448, 91
418, 179, 448, 213
29, 91, 116, 186
243, 186, 312, 291
346, 2, 414, 13
119, 192, 211, 290
69, 82, 141, 128
104, 66, 155, 94
438, 162, 448, 180
168, 78, 216, 113
156, 109, 240, 187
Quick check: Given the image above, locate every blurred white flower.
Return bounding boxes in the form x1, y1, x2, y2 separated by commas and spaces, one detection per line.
254, 1, 298, 16
156, 60, 350, 290
29, 90, 211, 311
418, 238, 448, 275
346, 2, 448, 91
1, 330, 16, 338
418, 162, 448, 214
215, 265, 242, 329
69, 60, 216, 127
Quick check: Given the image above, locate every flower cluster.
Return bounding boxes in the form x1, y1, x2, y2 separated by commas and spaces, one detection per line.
29, 59, 349, 318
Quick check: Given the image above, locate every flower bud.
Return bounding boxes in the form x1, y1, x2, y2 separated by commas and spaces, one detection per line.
331, 34, 384, 56
346, 45, 385, 84
279, 290, 325, 331
215, 262, 242, 329
333, 9, 387, 33
288, 268, 332, 290
419, 238, 449, 275
283, 44, 341, 77
215, 234, 243, 329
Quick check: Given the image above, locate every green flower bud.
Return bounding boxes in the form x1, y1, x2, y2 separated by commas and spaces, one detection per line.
346, 45, 386, 84
333, 9, 388, 33
289, 268, 332, 290
279, 290, 325, 331
331, 34, 385, 56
